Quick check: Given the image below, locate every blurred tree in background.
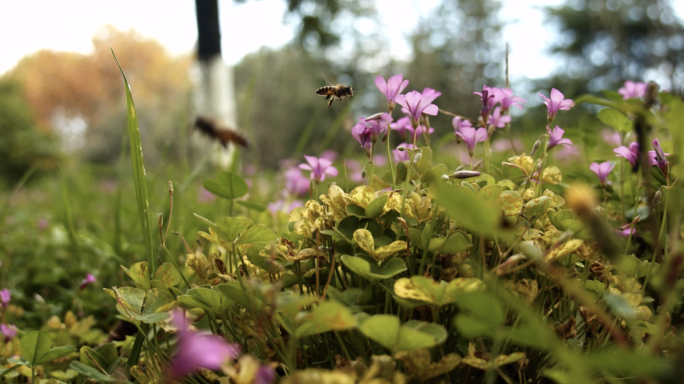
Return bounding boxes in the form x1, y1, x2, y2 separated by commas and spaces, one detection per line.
544, 0, 684, 94
405, 0, 504, 121
5, 26, 193, 165
0, 80, 60, 185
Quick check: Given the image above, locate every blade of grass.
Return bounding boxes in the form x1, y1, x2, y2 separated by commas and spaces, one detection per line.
112, 49, 154, 278
60, 169, 81, 259
112, 50, 154, 371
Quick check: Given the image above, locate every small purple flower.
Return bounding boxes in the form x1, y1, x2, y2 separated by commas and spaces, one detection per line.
373, 154, 388, 167
375, 74, 409, 111
299, 156, 339, 183
351, 123, 374, 153
393, 143, 415, 163
452, 117, 472, 134
255, 365, 276, 384
406, 125, 434, 141
590, 161, 615, 186
198, 187, 216, 204
618, 81, 647, 99
491, 138, 523, 153
495, 88, 527, 111
554, 145, 582, 161
474, 85, 500, 118
37, 219, 49, 230
395, 90, 440, 125
1, 324, 17, 340
455, 126, 488, 155
79, 274, 97, 290
486, 106, 510, 129
613, 142, 666, 168
0, 289, 10, 309
538, 88, 575, 122
601, 129, 621, 146
547, 126, 573, 151
615, 223, 636, 237
345, 160, 364, 183
320, 150, 338, 162
391, 116, 412, 138
652, 139, 669, 176
169, 311, 241, 380
285, 168, 311, 196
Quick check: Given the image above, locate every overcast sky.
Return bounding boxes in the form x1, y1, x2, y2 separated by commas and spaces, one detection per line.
1, 0, 683, 81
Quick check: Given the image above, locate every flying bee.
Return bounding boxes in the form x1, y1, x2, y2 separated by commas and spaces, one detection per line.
193, 116, 249, 149
316, 84, 354, 108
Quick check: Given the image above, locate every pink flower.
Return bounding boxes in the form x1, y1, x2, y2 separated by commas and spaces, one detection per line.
554, 145, 582, 161
79, 274, 97, 290
393, 143, 415, 163
652, 138, 669, 176
590, 162, 615, 186
613, 142, 665, 168
455, 126, 488, 155
320, 150, 338, 162
299, 156, 338, 183
373, 154, 388, 167
487, 106, 510, 128
615, 223, 636, 237
495, 88, 527, 111
344, 160, 364, 183
547, 126, 573, 151
601, 129, 621, 146
391, 116, 412, 138
0, 289, 10, 309
256, 365, 276, 384
351, 123, 373, 153
491, 139, 523, 153
538, 88, 574, 121
169, 311, 241, 380
474, 85, 500, 118
37, 219, 49, 230
618, 81, 647, 99
284, 168, 310, 196
406, 125, 434, 141
395, 90, 440, 125
375, 75, 409, 110
197, 187, 216, 204
452, 117, 472, 133
1, 324, 17, 340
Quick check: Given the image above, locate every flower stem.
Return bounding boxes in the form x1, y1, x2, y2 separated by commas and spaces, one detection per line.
400, 152, 414, 217
368, 145, 375, 187
386, 125, 396, 190
483, 137, 491, 174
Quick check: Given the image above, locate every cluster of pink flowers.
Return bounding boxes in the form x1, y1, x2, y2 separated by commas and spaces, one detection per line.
0, 288, 16, 340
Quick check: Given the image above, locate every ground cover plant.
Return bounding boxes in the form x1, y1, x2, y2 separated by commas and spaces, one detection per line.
0, 52, 683, 384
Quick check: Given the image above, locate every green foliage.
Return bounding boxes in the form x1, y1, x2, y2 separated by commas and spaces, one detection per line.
0, 79, 60, 184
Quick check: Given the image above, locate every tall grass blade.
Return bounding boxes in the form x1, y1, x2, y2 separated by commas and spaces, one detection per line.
111, 50, 154, 278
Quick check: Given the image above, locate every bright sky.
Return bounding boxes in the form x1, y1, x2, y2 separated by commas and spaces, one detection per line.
1, 0, 683, 80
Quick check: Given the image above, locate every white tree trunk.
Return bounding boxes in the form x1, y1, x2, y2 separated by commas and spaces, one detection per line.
194, 55, 238, 169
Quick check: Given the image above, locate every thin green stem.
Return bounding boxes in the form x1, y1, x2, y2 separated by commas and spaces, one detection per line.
162, 245, 191, 289
400, 152, 414, 217
386, 126, 396, 190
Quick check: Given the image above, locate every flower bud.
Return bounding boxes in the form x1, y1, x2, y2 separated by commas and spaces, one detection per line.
633, 215, 641, 223
396, 145, 406, 152
157, 213, 164, 228
472, 161, 482, 170
531, 139, 541, 156
365, 112, 385, 121
449, 171, 481, 179
168, 180, 174, 195
413, 153, 422, 163
652, 189, 662, 206
361, 169, 367, 178
441, 174, 450, 181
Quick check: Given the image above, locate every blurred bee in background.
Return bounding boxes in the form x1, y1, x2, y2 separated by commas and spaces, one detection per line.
316, 84, 354, 108
194, 116, 249, 148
